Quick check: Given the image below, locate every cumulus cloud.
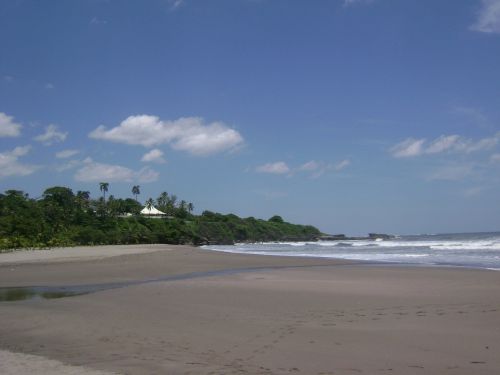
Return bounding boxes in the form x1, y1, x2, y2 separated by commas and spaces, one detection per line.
141, 148, 166, 163
34, 124, 67, 145
471, 0, 500, 34
89, 115, 244, 156
391, 133, 500, 158
0, 112, 22, 137
74, 159, 159, 183
56, 149, 79, 159
0, 146, 38, 179
256, 162, 290, 174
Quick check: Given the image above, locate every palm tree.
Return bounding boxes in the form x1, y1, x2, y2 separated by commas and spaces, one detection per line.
157, 191, 169, 211
132, 185, 140, 202
99, 182, 109, 203
145, 197, 154, 210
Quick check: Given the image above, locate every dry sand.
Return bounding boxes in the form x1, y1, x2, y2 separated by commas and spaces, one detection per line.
1, 244, 499, 375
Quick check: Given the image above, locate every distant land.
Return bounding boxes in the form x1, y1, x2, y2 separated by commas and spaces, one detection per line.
0, 186, 322, 251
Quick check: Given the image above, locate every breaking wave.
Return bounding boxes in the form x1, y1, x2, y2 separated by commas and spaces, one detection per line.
204, 232, 500, 270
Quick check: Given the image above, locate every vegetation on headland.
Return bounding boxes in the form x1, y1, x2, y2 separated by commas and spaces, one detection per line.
0, 185, 321, 251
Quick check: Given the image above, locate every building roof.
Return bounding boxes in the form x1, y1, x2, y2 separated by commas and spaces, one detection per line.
140, 205, 166, 216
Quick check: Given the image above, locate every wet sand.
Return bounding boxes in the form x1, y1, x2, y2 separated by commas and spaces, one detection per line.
1, 245, 499, 374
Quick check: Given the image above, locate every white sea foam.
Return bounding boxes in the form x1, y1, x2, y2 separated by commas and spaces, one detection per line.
204, 232, 500, 270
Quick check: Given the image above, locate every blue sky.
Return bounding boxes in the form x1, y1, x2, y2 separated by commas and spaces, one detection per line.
1, 0, 500, 235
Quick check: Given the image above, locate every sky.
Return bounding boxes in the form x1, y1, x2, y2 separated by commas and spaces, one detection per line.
1, 0, 500, 235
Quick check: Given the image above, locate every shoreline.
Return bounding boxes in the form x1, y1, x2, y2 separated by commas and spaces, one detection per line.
3, 240, 500, 273
1, 245, 500, 374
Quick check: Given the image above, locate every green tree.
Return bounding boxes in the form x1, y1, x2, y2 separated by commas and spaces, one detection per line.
132, 185, 140, 202
269, 215, 284, 223
179, 200, 187, 211
156, 191, 169, 212
146, 198, 154, 210
76, 191, 90, 210
167, 194, 177, 215
99, 182, 109, 203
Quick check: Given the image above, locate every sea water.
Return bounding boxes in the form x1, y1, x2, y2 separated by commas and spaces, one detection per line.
203, 232, 500, 270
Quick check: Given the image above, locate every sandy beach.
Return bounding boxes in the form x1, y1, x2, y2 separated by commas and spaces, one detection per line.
1, 245, 499, 375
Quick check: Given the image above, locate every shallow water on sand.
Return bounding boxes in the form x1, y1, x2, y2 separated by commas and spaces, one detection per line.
0, 263, 371, 302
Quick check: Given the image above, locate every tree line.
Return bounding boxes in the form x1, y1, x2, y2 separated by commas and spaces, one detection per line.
0, 184, 321, 251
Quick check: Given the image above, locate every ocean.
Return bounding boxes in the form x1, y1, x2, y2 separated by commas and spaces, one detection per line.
203, 232, 500, 270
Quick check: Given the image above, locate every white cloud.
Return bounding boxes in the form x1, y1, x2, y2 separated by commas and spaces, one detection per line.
428, 164, 474, 181
298, 160, 320, 172
463, 186, 485, 197
10, 145, 30, 157
451, 106, 488, 124
168, 0, 184, 10
89, 115, 244, 156
0, 146, 38, 179
90, 17, 107, 25
344, 0, 375, 6
298, 160, 325, 178
425, 135, 461, 154
390, 138, 426, 158
74, 159, 159, 183
334, 159, 351, 171
56, 159, 83, 172
391, 133, 500, 158
256, 161, 290, 174
34, 124, 67, 145
136, 167, 160, 183
491, 153, 500, 162
471, 0, 500, 34
45, 83, 55, 89
282, 159, 352, 178
56, 149, 80, 159
141, 148, 166, 163
462, 135, 499, 153
0, 112, 22, 137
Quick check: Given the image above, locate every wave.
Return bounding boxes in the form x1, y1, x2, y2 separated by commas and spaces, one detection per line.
311, 239, 500, 251
204, 234, 500, 270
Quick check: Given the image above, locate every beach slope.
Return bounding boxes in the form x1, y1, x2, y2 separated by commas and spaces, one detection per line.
1, 245, 499, 375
